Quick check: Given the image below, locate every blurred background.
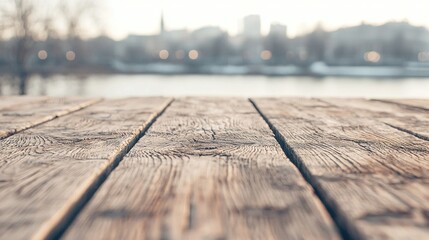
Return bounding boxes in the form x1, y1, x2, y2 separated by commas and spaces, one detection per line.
0, 0, 429, 98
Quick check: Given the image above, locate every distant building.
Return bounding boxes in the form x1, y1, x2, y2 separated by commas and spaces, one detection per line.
266, 24, 288, 64
192, 26, 223, 42
269, 23, 287, 38
119, 34, 158, 62
243, 15, 261, 39
160, 11, 165, 34
163, 30, 188, 42
156, 10, 189, 56
241, 15, 263, 64
325, 21, 429, 65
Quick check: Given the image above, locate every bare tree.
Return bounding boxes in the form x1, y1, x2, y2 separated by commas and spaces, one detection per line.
1, 0, 38, 94
59, 1, 100, 38
0, 0, 101, 94
59, 0, 101, 65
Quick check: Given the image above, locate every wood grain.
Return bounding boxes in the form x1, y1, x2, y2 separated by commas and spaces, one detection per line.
375, 99, 429, 111
252, 98, 429, 240
0, 97, 172, 240
0, 97, 102, 139
0, 96, 48, 110
320, 98, 429, 141
63, 98, 339, 240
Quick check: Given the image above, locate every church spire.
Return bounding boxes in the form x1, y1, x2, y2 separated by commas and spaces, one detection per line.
160, 10, 165, 34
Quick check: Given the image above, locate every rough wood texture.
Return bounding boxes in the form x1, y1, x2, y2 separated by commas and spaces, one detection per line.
63, 98, 339, 240
0, 96, 48, 110
0, 97, 101, 139
376, 99, 429, 111
0, 97, 172, 240
252, 98, 429, 240
320, 98, 429, 141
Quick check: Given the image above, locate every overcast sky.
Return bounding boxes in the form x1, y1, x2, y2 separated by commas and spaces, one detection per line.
57, 0, 429, 39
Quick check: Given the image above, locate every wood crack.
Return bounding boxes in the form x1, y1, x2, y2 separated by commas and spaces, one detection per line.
0, 98, 103, 140
384, 122, 429, 142
34, 98, 174, 240
372, 99, 429, 112
249, 98, 358, 240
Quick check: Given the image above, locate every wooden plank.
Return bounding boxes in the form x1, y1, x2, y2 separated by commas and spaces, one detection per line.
375, 99, 429, 111
320, 98, 429, 141
63, 98, 340, 240
0, 97, 102, 139
0, 96, 48, 110
0, 97, 172, 240
252, 98, 429, 240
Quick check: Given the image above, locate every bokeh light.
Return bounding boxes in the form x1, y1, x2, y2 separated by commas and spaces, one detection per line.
159, 50, 169, 60
188, 50, 199, 60
66, 51, 76, 61
37, 50, 48, 60
260, 50, 272, 60
364, 51, 381, 63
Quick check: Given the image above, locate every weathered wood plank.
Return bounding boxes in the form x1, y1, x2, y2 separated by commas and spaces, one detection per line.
320, 98, 429, 141
252, 98, 429, 240
375, 99, 429, 111
0, 97, 172, 240
63, 98, 340, 240
0, 97, 102, 139
0, 96, 48, 110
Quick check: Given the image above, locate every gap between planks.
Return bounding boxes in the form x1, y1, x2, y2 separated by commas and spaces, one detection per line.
374, 100, 429, 142
0, 98, 103, 140
7, 97, 425, 239
61, 98, 340, 240
383, 123, 429, 142
251, 98, 429, 240
321, 98, 429, 143
33, 98, 174, 240
249, 98, 358, 240
372, 99, 429, 113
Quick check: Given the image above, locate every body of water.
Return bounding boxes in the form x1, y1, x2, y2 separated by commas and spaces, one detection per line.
1, 74, 429, 98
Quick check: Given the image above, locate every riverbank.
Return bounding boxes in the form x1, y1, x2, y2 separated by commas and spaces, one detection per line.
1, 74, 428, 98
2, 62, 429, 78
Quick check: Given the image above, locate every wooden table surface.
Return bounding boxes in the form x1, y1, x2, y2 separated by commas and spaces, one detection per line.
0, 97, 428, 240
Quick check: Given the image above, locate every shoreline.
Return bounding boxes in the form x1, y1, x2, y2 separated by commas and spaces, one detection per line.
1, 64, 429, 79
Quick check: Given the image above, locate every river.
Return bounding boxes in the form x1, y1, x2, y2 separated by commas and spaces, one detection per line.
0, 74, 428, 98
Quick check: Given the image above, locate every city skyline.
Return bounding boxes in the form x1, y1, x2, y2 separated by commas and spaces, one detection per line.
103, 0, 429, 40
